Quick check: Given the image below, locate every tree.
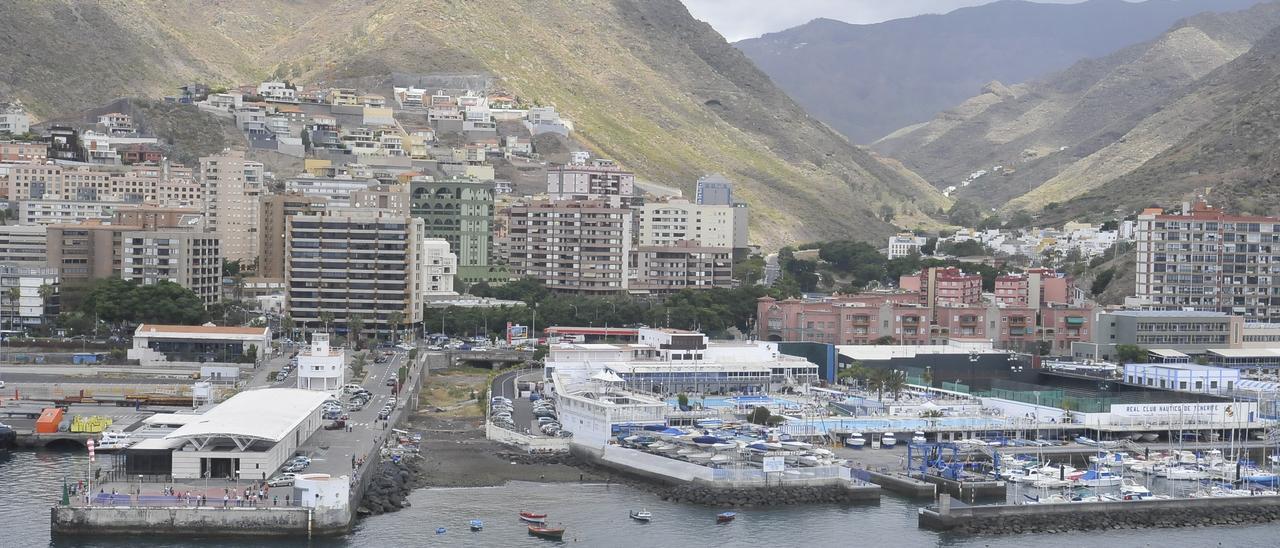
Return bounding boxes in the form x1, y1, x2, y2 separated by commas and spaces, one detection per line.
1005, 209, 1035, 229
243, 344, 259, 364
300, 128, 311, 151
1116, 344, 1147, 364
873, 335, 897, 345
281, 315, 296, 341
837, 363, 869, 388
922, 367, 934, 386
348, 314, 365, 350
884, 370, 907, 401
677, 393, 689, 409
867, 369, 890, 401
1091, 268, 1116, 296
387, 311, 404, 344
879, 204, 896, 223
318, 311, 334, 333
921, 237, 938, 256
749, 406, 772, 425
946, 199, 984, 228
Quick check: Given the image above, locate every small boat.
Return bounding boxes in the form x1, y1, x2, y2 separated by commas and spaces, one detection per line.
1121, 479, 1152, 499
716, 511, 736, 523
469, 519, 483, 531
844, 434, 866, 449
630, 509, 652, 522
1075, 469, 1122, 487
911, 431, 926, 444
880, 433, 897, 448
1141, 433, 1159, 442
528, 525, 566, 540
435, 527, 447, 535
519, 511, 548, 524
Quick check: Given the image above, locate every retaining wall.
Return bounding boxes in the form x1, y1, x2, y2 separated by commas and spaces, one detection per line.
49, 506, 350, 537
485, 422, 571, 451
920, 494, 1280, 534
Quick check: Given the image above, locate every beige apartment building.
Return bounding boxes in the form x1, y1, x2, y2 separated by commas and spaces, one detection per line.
200, 149, 263, 263
6, 162, 201, 204
0, 224, 49, 266
121, 226, 222, 306
259, 193, 328, 280
506, 199, 631, 294
630, 240, 733, 293
636, 199, 748, 251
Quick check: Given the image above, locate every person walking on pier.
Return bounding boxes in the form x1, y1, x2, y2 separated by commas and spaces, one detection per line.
222, 494, 228, 508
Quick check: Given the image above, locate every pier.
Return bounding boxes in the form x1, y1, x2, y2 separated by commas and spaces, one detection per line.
919, 493, 1280, 534
48, 348, 429, 538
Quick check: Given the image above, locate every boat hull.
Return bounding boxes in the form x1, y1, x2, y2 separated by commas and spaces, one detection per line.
528, 526, 565, 540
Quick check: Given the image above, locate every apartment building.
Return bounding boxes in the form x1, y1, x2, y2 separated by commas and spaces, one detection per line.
507, 200, 631, 294
0, 103, 30, 134
351, 184, 409, 215
259, 193, 328, 280
993, 268, 1074, 308
285, 209, 426, 334
1135, 201, 1280, 321
887, 233, 927, 259
0, 225, 48, 266
419, 238, 458, 295
1072, 310, 1244, 361
120, 227, 222, 306
17, 199, 126, 225
636, 199, 748, 251
8, 163, 200, 204
6, 163, 64, 200
630, 240, 733, 293
0, 141, 46, 162
0, 264, 59, 326
47, 207, 205, 282
546, 162, 636, 203
408, 177, 495, 280
900, 266, 982, 309
199, 150, 264, 263
694, 174, 733, 206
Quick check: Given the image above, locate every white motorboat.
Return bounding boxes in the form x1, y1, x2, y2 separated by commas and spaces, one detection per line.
1141, 433, 1159, 442
1166, 466, 1209, 481
1120, 479, 1152, 498
910, 431, 927, 444
1032, 477, 1074, 489
880, 433, 897, 448
845, 434, 866, 449
781, 441, 813, 450
1074, 469, 1123, 487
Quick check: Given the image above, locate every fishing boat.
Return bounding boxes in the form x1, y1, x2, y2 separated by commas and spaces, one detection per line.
469, 520, 483, 531
630, 509, 652, 522
880, 433, 897, 448
528, 525, 566, 540
845, 433, 866, 449
519, 512, 548, 524
716, 512, 736, 523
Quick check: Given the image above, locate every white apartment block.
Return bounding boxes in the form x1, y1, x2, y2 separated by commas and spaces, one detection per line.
0, 225, 48, 266
887, 233, 927, 259
636, 200, 748, 250
200, 150, 263, 263
507, 200, 632, 294
0, 264, 59, 326
17, 199, 126, 225
419, 238, 457, 296
0, 103, 31, 134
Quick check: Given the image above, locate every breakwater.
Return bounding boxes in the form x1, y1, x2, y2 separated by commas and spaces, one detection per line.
920, 494, 1280, 534
657, 483, 877, 507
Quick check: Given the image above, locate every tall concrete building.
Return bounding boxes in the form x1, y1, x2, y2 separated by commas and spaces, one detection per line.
630, 240, 734, 293
546, 162, 637, 204
0, 224, 49, 266
259, 193, 328, 280
507, 199, 631, 294
120, 227, 222, 306
1136, 201, 1280, 321
47, 206, 210, 285
694, 173, 733, 206
286, 208, 427, 334
0, 264, 59, 326
636, 199, 748, 251
409, 177, 495, 282
200, 149, 263, 263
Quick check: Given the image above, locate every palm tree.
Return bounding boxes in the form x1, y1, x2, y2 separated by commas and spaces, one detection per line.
6, 287, 19, 331
318, 311, 334, 334
885, 370, 908, 401
387, 311, 404, 344
349, 314, 365, 350
837, 362, 869, 389
281, 315, 296, 342
867, 369, 889, 402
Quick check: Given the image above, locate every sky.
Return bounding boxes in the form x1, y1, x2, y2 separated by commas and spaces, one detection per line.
681, 0, 1092, 41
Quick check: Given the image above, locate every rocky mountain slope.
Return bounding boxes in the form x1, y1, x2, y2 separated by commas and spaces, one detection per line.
0, 0, 949, 248
735, 0, 1258, 143
872, 1, 1280, 216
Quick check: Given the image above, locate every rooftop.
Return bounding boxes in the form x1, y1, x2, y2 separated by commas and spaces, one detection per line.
1206, 348, 1280, 358
165, 388, 331, 443
135, 323, 269, 337
1107, 310, 1228, 318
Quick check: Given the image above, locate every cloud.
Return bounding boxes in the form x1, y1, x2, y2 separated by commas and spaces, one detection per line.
681, 0, 1087, 41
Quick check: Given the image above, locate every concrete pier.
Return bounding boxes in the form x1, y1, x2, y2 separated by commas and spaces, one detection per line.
919, 494, 1280, 534
912, 473, 1005, 503
50, 505, 347, 537
863, 469, 936, 498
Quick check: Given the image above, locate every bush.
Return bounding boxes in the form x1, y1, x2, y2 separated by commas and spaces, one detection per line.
749, 406, 771, 425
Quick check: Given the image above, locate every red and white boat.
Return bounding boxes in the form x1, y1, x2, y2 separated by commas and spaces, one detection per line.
519, 511, 548, 524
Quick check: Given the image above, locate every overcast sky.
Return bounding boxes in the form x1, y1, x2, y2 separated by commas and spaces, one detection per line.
682, 0, 1092, 41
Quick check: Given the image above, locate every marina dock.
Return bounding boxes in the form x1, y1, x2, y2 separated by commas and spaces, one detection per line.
919, 493, 1280, 534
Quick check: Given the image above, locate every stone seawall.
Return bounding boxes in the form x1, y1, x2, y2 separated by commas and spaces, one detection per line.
49, 506, 348, 537
920, 495, 1280, 534
658, 483, 878, 507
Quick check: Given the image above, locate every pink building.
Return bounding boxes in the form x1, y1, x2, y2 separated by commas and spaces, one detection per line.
901, 267, 982, 309
994, 268, 1073, 308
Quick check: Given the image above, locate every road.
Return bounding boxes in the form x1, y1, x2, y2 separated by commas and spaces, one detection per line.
285, 350, 407, 481
491, 368, 550, 437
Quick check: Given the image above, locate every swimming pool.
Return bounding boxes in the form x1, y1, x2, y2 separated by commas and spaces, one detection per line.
665, 395, 804, 410
783, 416, 1011, 434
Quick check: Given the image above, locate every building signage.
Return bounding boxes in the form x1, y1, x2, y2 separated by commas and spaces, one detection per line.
762, 456, 785, 473
1110, 402, 1256, 418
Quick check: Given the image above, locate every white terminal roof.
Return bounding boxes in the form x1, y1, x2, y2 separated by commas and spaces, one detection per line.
135, 323, 269, 341
1206, 348, 1280, 358
165, 388, 330, 443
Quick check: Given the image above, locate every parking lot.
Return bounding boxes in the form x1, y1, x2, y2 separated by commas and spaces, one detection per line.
490, 368, 564, 438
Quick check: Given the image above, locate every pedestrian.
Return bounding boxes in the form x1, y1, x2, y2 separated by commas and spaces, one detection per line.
286, 494, 290, 506
223, 494, 228, 508
273, 495, 278, 506
236, 494, 242, 507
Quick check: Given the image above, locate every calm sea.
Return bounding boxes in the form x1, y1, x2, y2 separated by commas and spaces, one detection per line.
3, 449, 1275, 547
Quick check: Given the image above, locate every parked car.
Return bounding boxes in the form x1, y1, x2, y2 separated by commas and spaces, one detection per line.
267, 474, 296, 487
324, 419, 347, 430
385, 378, 398, 386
